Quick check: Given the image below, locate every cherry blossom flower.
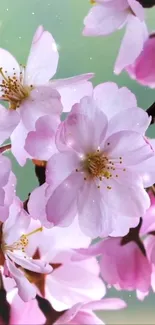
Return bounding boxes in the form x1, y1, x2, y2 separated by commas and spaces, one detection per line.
99, 237, 151, 297
23, 217, 106, 311
55, 298, 126, 325
0, 25, 94, 165
83, 0, 148, 74
126, 33, 155, 88
28, 82, 155, 238
0, 155, 16, 222
73, 219, 151, 300
0, 199, 52, 302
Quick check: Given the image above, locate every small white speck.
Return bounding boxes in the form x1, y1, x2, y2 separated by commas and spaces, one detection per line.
89, 57, 92, 60
6, 8, 9, 11
129, 294, 132, 298
19, 36, 21, 39
32, 12, 35, 15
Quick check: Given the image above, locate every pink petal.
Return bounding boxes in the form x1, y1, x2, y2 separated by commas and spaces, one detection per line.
7, 251, 52, 274
0, 49, 20, 92
46, 151, 79, 186
114, 16, 148, 74
28, 183, 52, 228
25, 115, 59, 160
84, 298, 126, 310
110, 216, 139, 237
107, 107, 151, 136
0, 155, 11, 186
141, 192, 155, 235
3, 202, 30, 245
24, 26, 59, 85
93, 82, 137, 119
56, 98, 108, 154
10, 294, 45, 325
100, 238, 151, 292
37, 216, 91, 259
46, 172, 84, 226
54, 303, 83, 324
51, 74, 94, 112
20, 86, 62, 130
83, 3, 128, 36
0, 104, 20, 145
3, 172, 17, 207
128, 0, 144, 20
104, 130, 153, 165
46, 261, 106, 311
127, 34, 155, 88
78, 181, 113, 237
100, 176, 150, 220
6, 259, 36, 302
11, 121, 31, 166
70, 310, 104, 325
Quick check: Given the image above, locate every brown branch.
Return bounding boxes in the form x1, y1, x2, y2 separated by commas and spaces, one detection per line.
146, 102, 155, 124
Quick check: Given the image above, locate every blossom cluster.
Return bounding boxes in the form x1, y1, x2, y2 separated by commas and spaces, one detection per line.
0, 0, 155, 323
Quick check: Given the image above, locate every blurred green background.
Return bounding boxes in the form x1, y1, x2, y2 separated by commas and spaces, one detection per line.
0, 0, 155, 323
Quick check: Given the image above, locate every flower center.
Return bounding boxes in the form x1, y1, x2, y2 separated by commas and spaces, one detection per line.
84, 151, 111, 179
76, 149, 126, 190
0, 67, 33, 109
2, 227, 43, 254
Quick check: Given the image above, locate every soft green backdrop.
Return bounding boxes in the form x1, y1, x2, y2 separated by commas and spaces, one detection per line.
0, 0, 155, 323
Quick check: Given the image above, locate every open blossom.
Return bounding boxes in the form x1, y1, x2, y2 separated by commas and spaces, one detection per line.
99, 237, 151, 298
0, 25, 93, 165
126, 33, 155, 88
0, 199, 52, 302
23, 217, 105, 311
74, 219, 151, 300
83, 0, 148, 74
27, 82, 155, 237
55, 298, 126, 325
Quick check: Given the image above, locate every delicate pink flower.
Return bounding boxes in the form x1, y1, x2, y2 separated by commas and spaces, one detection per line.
55, 298, 126, 325
0, 199, 52, 302
24, 217, 105, 311
126, 33, 155, 88
0, 155, 16, 222
0, 26, 93, 165
31, 83, 155, 238
99, 237, 151, 295
83, 0, 148, 73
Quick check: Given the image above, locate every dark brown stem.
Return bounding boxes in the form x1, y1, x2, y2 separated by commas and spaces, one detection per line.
121, 218, 146, 256
146, 102, 155, 124
0, 273, 10, 325
0, 143, 11, 154
36, 295, 65, 324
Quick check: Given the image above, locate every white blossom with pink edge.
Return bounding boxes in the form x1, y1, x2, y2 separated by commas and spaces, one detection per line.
23, 217, 106, 312
0, 25, 94, 166
27, 85, 155, 237
83, 0, 148, 74
0, 198, 52, 302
